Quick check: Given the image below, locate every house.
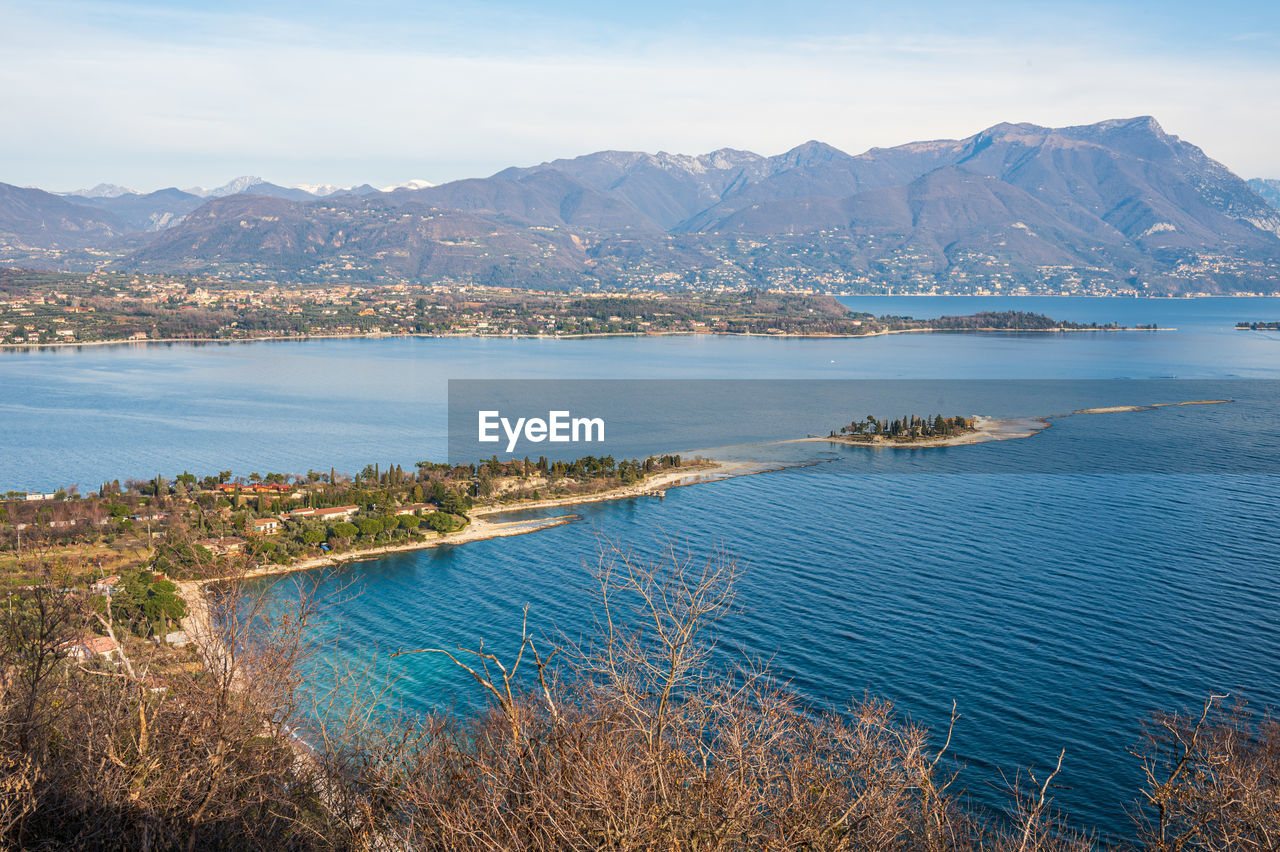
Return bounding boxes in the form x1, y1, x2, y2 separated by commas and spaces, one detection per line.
91, 575, 121, 595
251, 517, 280, 535
394, 503, 432, 515
215, 481, 294, 495
63, 635, 120, 662
196, 536, 245, 555
307, 505, 359, 521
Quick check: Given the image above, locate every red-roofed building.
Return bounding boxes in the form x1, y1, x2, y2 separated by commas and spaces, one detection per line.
215, 481, 295, 495
91, 575, 120, 595
63, 635, 120, 662
251, 517, 280, 535
196, 536, 245, 554
311, 505, 359, 521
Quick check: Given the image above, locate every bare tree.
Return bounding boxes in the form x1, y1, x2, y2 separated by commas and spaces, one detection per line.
1133, 694, 1280, 851
376, 538, 1094, 850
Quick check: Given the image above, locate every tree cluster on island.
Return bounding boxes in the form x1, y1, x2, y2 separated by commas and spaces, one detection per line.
831, 413, 978, 442
1236, 320, 1280, 330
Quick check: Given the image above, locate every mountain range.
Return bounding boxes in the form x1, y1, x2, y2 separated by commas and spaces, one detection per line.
3, 117, 1279, 293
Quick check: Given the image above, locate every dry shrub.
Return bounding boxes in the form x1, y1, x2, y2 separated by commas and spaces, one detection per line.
0, 565, 348, 850
1134, 696, 1280, 851
346, 540, 1089, 850
4, 539, 1273, 851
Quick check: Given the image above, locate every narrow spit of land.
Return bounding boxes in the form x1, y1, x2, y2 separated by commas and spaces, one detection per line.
175, 459, 772, 648
185, 459, 762, 590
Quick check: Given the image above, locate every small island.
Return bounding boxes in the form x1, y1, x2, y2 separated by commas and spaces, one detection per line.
813, 412, 1050, 447
814, 398, 1233, 451
828, 413, 979, 445
1236, 321, 1280, 330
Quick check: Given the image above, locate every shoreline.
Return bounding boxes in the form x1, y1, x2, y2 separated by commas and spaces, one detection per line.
470, 459, 761, 516
168, 397, 1234, 648
173, 398, 1232, 659
175, 514, 577, 651
179, 459, 752, 591
0, 325, 1174, 352
174, 458, 762, 648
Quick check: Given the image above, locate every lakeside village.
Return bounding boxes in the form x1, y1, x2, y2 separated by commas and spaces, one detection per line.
0, 452, 691, 660
0, 268, 1161, 345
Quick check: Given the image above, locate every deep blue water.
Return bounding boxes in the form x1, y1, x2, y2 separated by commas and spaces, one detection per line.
3, 296, 1280, 490
4, 297, 1280, 841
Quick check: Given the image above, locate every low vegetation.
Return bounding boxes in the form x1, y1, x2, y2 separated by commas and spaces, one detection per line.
1, 537, 1276, 849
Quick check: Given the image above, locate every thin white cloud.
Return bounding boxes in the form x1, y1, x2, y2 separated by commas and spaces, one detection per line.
2, 2, 1278, 190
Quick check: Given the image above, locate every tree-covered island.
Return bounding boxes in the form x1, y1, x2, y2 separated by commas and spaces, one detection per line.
828, 413, 979, 444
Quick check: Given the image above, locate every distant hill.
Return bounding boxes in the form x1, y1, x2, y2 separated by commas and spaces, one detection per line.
4, 117, 1280, 293
1250, 179, 1280, 211
0, 183, 127, 249
70, 188, 205, 232
125, 193, 590, 283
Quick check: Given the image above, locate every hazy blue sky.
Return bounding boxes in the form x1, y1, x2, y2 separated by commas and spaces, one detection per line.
2, 0, 1277, 191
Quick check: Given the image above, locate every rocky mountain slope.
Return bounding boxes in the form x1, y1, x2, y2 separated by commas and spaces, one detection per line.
4, 117, 1278, 293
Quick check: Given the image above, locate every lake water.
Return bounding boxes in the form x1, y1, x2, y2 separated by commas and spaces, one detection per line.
3, 296, 1279, 840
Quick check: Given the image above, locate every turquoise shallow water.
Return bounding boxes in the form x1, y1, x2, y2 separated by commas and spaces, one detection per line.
4, 296, 1280, 840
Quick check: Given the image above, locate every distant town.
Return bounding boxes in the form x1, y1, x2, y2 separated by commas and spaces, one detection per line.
0, 268, 1161, 346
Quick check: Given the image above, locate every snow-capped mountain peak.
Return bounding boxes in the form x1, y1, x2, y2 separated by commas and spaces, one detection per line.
183, 176, 265, 198
66, 183, 137, 198
380, 179, 435, 192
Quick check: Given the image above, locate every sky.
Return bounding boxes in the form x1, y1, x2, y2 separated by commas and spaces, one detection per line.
2, 0, 1278, 192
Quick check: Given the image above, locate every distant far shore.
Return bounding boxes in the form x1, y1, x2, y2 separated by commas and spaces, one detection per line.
0, 324, 1176, 351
